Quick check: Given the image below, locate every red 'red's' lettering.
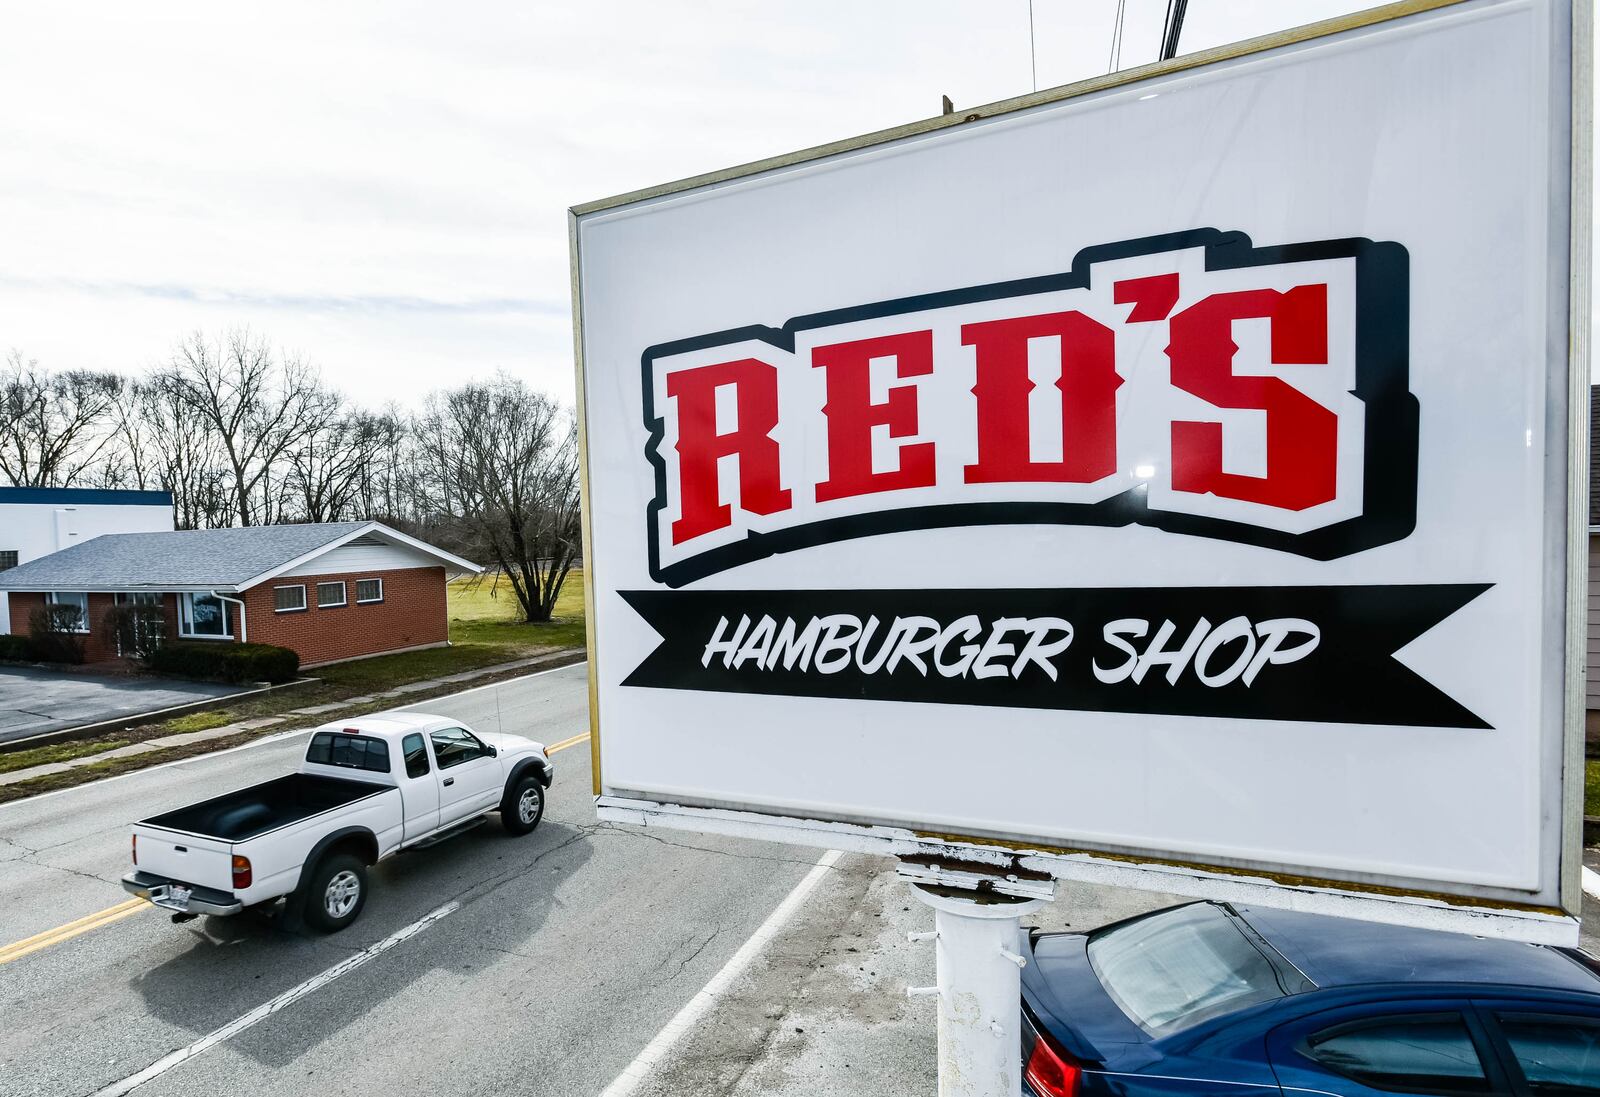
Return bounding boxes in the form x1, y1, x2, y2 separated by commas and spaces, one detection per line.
812, 331, 936, 503
1168, 284, 1335, 511
667, 358, 792, 545
962, 311, 1120, 484
1114, 272, 1180, 322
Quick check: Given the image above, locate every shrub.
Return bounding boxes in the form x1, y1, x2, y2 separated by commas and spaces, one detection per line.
147, 641, 300, 685
102, 603, 167, 661
28, 605, 87, 664
0, 634, 35, 662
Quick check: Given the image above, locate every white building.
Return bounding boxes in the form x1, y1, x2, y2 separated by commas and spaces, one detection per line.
0, 487, 174, 634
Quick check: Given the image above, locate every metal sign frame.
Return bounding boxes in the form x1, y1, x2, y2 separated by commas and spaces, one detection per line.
571, 0, 1591, 943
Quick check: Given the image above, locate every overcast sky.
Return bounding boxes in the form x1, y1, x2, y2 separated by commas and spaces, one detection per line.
0, 1, 1582, 407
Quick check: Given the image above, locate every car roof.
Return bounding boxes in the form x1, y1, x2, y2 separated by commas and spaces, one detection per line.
1235, 904, 1600, 994
311, 712, 452, 738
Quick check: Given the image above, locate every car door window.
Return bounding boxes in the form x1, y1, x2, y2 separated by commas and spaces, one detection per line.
1303, 1013, 1490, 1094
403, 733, 430, 779
430, 727, 487, 770
1495, 1013, 1600, 1096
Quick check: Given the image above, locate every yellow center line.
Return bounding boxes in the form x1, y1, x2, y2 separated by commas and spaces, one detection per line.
0, 898, 148, 965
547, 731, 591, 754
1, 732, 594, 965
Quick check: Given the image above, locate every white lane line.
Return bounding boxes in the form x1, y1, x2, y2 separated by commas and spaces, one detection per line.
598, 848, 843, 1097
1582, 867, 1600, 902
0, 659, 588, 813
92, 900, 460, 1097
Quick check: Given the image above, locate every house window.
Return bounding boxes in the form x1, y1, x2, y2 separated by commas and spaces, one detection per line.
115, 592, 162, 607
0, 550, 17, 571
178, 593, 232, 639
274, 585, 307, 613
46, 592, 90, 633
355, 578, 384, 604
316, 581, 346, 608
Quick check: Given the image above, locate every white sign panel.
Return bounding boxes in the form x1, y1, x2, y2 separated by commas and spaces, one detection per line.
574, 0, 1585, 938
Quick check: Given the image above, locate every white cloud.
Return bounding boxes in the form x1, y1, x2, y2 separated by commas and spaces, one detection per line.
1, 1, 1590, 403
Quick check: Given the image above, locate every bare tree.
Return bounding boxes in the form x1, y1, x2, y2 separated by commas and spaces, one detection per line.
285, 409, 395, 523
351, 408, 413, 523
415, 374, 580, 622
163, 329, 331, 525
0, 351, 123, 487
126, 372, 235, 529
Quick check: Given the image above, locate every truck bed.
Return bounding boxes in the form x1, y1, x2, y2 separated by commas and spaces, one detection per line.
140, 773, 392, 843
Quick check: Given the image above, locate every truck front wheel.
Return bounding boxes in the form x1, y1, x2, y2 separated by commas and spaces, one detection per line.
502, 775, 545, 836
304, 853, 367, 932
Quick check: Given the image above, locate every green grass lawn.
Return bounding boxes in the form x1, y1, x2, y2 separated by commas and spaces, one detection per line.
0, 738, 131, 776
1587, 759, 1600, 818
312, 570, 586, 691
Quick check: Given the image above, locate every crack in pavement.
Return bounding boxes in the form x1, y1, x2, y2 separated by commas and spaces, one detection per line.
0, 834, 41, 858
673, 925, 722, 981
16, 855, 119, 888
433, 824, 601, 914
28, 821, 148, 854
591, 823, 838, 870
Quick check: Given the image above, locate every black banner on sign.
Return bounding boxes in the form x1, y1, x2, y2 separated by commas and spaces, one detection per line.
619, 585, 1492, 729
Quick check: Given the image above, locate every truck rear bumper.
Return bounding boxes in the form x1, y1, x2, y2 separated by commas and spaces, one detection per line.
122, 871, 244, 917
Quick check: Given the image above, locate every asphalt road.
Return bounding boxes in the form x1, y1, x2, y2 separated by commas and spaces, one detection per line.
4, 660, 1599, 1097
0, 662, 823, 1097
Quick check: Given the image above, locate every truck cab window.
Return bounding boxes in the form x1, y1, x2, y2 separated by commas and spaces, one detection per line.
430, 727, 488, 770
306, 732, 391, 773
402, 733, 430, 779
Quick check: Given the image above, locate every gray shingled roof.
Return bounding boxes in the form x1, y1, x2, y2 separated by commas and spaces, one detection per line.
0, 523, 371, 592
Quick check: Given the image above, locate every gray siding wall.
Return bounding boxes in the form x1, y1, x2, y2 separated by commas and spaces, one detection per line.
1590, 533, 1600, 709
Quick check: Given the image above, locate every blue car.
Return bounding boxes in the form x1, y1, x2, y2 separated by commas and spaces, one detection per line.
1020, 900, 1600, 1096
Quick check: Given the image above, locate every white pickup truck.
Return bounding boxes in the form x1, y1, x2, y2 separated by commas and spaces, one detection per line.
121, 712, 554, 932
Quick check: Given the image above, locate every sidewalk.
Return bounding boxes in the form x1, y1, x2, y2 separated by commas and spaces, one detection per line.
0, 649, 582, 787
623, 854, 1184, 1097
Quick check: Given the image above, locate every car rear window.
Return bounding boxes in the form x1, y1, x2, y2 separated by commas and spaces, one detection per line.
306, 732, 390, 773
1086, 903, 1297, 1035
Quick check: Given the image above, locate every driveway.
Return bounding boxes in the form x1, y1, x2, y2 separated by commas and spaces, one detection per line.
0, 665, 243, 744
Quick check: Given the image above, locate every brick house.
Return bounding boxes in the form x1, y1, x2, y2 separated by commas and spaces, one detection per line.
0, 522, 480, 668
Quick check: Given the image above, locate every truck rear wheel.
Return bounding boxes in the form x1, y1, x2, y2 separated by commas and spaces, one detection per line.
502, 775, 545, 836
304, 853, 367, 932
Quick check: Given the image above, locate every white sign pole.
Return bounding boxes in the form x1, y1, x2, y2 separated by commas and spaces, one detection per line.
906, 882, 1044, 1097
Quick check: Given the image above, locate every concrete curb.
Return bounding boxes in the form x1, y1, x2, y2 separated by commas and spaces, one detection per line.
0, 649, 585, 788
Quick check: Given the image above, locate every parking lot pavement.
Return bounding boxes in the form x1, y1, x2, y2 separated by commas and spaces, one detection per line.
620, 855, 1187, 1097
628, 865, 1600, 1097
0, 664, 242, 743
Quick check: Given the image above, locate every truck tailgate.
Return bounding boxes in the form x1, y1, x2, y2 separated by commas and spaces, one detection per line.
133, 825, 233, 892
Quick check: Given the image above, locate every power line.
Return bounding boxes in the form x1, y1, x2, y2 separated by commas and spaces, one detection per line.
1028, 0, 1038, 92
1160, 0, 1189, 61
1107, 0, 1128, 73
